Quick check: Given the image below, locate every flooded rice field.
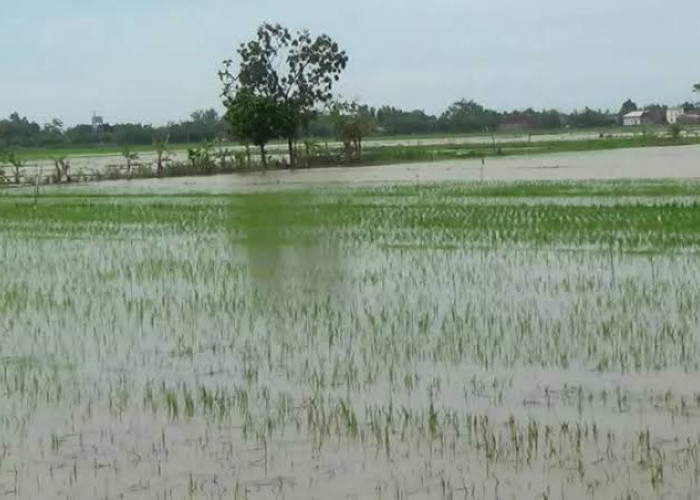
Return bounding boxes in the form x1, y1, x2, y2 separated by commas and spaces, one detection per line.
2, 180, 700, 498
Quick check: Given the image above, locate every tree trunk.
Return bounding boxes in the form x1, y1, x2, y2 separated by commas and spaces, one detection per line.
344, 141, 352, 165
260, 144, 267, 169
287, 138, 295, 169
63, 161, 71, 182
245, 144, 251, 169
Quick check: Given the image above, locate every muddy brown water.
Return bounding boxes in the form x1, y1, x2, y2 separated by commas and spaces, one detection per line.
2, 146, 700, 498
19, 144, 700, 196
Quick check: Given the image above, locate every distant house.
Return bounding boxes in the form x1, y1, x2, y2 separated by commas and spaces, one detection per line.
667, 107, 685, 125
622, 111, 654, 127
668, 107, 700, 125
677, 112, 700, 125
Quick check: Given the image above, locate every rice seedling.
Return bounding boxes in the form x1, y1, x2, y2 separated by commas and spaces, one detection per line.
0, 179, 699, 497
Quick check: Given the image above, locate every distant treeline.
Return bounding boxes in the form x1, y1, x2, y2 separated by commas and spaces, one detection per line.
0, 99, 686, 149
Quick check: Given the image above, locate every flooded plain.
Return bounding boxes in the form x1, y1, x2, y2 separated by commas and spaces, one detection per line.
19, 128, 700, 183
22, 144, 700, 196
2, 175, 700, 498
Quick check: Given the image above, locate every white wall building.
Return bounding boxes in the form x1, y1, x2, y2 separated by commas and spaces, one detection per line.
622, 111, 653, 127
667, 107, 685, 125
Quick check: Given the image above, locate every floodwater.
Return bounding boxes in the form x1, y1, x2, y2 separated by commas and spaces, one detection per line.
3, 150, 700, 498
2, 228, 700, 499
22, 128, 699, 182
23, 144, 700, 195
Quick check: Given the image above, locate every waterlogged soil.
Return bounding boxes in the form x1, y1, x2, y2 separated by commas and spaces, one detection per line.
19, 144, 700, 195
2, 186, 700, 498
19, 129, 700, 182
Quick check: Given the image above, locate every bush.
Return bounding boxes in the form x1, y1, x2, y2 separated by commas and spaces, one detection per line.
669, 123, 683, 140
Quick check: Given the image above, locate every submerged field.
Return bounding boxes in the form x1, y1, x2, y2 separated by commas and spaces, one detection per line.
2, 180, 700, 498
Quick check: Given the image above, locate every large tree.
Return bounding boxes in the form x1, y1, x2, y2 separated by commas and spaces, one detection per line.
439, 100, 500, 133
219, 23, 348, 167
618, 99, 638, 117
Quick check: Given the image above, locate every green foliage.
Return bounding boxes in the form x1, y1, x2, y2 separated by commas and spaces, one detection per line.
51, 156, 71, 183
376, 106, 437, 135
669, 123, 683, 140
567, 108, 617, 128
0, 110, 227, 150
153, 134, 170, 177
0, 113, 45, 148
439, 100, 501, 133
121, 148, 139, 179
619, 99, 638, 117
186, 142, 218, 174
223, 92, 281, 167
219, 23, 348, 166
329, 101, 375, 163
1, 151, 26, 184
227, 23, 348, 108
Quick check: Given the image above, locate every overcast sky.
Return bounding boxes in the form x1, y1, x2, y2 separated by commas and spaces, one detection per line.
1, 0, 698, 126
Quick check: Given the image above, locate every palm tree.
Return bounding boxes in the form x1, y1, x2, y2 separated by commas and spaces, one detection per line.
153, 135, 170, 177
121, 148, 139, 180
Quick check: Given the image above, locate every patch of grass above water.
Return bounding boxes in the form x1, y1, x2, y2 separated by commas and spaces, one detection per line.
2, 180, 700, 251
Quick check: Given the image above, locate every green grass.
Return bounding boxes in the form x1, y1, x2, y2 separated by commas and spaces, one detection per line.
4, 180, 700, 251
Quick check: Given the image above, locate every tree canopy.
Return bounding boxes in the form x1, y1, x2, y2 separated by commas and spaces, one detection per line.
619, 99, 638, 116
438, 100, 500, 133
220, 23, 348, 166
329, 101, 375, 163
223, 91, 281, 167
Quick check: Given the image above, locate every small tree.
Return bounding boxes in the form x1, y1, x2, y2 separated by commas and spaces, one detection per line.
153, 134, 170, 177
4, 152, 25, 184
0, 150, 7, 183
216, 147, 236, 171
51, 156, 71, 183
669, 123, 683, 140
187, 142, 216, 173
52, 157, 63, 182
187, 146, 202, 170
121, 148, 139, 180
329, 101, 374, 163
